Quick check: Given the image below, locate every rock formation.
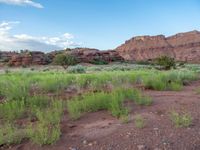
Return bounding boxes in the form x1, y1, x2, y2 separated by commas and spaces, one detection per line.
8, 51, 48, 66
66, 48, 124, 63
116, 30, 200, 63
1, 30, 200, 66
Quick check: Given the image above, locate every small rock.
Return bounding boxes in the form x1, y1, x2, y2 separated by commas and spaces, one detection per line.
153, 128, 159, 131
88, 143, 93, 146
137, 145, 146, 150
69, 147, 78, 150
83, 140, 87, 145
93, 141, 97, 145
154, 148, 161, 150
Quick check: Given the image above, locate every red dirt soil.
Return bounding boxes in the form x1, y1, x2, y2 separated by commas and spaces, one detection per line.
8, 80, 200, 150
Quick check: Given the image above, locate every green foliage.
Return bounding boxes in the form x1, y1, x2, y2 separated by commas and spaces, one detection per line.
53, 54, 77, 68
28, 100, 63, 145
134, 115, 145, 128
27, 123, 61, 146
0, 123, 24, 145
154, 56, 176, 70
0, 77, 30, 100
35, 100, 63, 124
170, 111, 192, 128
90, 59, 109, 65
67, 65, 86, 73
67, 88, 152, 120
0, 100, 25, 121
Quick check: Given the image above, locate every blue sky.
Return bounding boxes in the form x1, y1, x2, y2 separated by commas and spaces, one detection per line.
0, 0, 200, 51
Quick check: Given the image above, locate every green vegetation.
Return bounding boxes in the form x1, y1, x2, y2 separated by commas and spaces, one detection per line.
67, 88, 152, 120
90, 59, 109, 65
67, 65, 86, 73
170, 111, 192, 128
134, 115, 145, 128
27, 100, 63, 145
0, 64, 198, 147
53, 54, 77, 69
154, 56, 176, 70
0, 123, 25, 145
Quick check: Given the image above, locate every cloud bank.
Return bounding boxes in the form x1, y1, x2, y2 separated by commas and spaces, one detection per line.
0, 21, 81, 52
0, 0, 43, 8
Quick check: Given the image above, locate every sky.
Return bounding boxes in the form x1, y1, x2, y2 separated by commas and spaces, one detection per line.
0, 0, 200, 52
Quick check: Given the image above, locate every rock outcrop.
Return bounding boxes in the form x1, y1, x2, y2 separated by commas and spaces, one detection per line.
2, 30, 200, 66
116, 30, 200, 63
66, 48, 124, 63
8, 51, 48, 66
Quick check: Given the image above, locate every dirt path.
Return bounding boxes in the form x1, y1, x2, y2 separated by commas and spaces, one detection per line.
11, 80, 200, 150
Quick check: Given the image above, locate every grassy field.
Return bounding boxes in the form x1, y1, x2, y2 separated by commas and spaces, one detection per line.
0, 63, 199, 147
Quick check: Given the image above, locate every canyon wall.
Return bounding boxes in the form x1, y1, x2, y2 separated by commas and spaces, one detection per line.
116, 30, 200, 63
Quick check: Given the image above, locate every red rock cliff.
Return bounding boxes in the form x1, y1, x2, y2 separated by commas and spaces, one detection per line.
116, 30, 200, 63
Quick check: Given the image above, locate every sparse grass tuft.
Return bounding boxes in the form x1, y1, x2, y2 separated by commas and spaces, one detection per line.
170, 111, 192, 128
134, 115, 145, 129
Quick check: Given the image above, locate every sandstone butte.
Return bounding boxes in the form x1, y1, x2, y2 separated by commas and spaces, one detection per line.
1, 30, 200, 66
116, 30, 200, 63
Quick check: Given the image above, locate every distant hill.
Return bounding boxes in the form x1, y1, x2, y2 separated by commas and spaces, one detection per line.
116, 30, 200, 63
2, 30, 200, 66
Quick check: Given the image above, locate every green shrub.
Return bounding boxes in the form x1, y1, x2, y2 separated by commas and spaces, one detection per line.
53, 54, 77, 69
67, 65, 86, 73
154, 56, 176, 70
90, 59, 109, 65
170, 111, 192, 128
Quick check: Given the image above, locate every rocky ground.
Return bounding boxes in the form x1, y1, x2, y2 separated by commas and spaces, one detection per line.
7, 80, 200, 150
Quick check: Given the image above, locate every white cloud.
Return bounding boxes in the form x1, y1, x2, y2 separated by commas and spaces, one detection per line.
0, 21, 82, 52
0, 0, 43, 8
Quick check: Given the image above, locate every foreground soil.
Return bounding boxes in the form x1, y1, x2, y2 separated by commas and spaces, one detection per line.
9, 80, 200, 150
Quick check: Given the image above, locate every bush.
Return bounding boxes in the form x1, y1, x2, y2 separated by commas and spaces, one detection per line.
90, 59, 109, 65
170, 111, 192, 128
53, 54, 77, 69
154, 56, 176, 70
67, 65, 86, 73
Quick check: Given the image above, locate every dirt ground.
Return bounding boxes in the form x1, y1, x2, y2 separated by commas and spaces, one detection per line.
8, 80, 200, 150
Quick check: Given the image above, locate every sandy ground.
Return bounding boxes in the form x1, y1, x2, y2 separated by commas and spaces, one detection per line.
6, 80, 200, 150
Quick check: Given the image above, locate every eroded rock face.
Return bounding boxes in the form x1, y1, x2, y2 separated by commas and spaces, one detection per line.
65, 48, 124, 63
116, 30, 200, 63
9, 51, 47, 66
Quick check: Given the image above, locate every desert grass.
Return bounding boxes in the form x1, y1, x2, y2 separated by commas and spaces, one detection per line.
67, 88, 152, 120
170, 111, 192, 128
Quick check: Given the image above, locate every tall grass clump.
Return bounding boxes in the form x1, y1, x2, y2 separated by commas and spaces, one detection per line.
37, 74, 75, 93
27, 123, 61, 146
143, 70, 197, 91
0, 77, 30, 100
0, 123, 25, 145
27, 100, 63, 145
67, 88, 152, 120
0, 100, 26, 121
